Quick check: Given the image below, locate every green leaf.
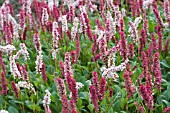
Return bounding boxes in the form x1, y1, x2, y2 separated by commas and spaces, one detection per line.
167, 83, 170, 100
43, 55, 51, 65
51, 91, 59, 103
8, 106, 19, 113
40, 85, 46, 92
27, 104, 41, 111
121, 88, 127, 98
165, 72, 170, 82
47, 65, 55, 74
86, 80, 91, 86
114, 85, 121, 93
33, 80, 39, 87
87, 104, 94, 113
148, 19, 156, 33
25, 100, 32, 106
121, 111, 127, 113
162, 100, 170, 106
157, 95, 163, 105
0, 96, 5, 106
77, 98, 82, 108
79, 92, 90, 100
8, 100, 19, 109
166, 57, 170, 64
108, 107, 114, 113
14, 101, 23, 104
113, 100, 121, 112
120, 98, 125, 109
34, 105, 41, 111
161, 61, 170, 68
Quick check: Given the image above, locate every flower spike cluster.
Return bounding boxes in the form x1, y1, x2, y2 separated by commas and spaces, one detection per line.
0, 0, 169, 112
56, 78, 69, 113
90, 71, 107, 112
153, 52, 162, 90
123, 69, 135, 99
42, 89, 51, 113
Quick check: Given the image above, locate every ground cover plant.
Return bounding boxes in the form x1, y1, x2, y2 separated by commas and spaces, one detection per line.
0, 0, 170, 113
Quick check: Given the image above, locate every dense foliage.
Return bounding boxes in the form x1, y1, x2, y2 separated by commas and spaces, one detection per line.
0, 0, 170, 113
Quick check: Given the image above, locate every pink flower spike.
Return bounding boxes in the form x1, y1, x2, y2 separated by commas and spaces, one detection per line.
140, 29, 147, 47
151, 34, 158, 52
72, 108, 77, 113
0, 51, 6, 74
155, 25, 163, 51
99, 39, 107, 58
33, 33, 41, 51
91, 35, 98, 56
119, 19, 125, 32
68, 5, 75, 22
128, 43, 134, 58
11, 81, 19, 98
70, 78, 78, 103
56, 78, 69, 113
47, 106, 51, 113
64, 52, 73, 77
92, 71, 98, 87
138, 105, 144, 113
139, 84, 154, 110
61, 94, 69, 113
1, 71, 8, 95
99, 77, 106, 101
164, 107, 170, 113
83, 13, 93, 41
59, 60, 65, 78
76, 35, 80, 61
19, 9, 26, 28
164, 38, 170, 53
90, 85, 99, 112
152, 1, 164, 27
22, 27, 27, 40
164, 0, 170, 26
70, 50, 77, 64
153, 52, 162, 90
21, 64, 29, 82
95, 19, 104, 30
41, 62, 48, 83
51, 4, 60, 21
41, 8, 49, 26
119, 31, 127, 61
143, 12, 149, 35
123, 69, 135, 99
4, 26, 12, 45
56, 78, 66, 95
141, 51, 148, 77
